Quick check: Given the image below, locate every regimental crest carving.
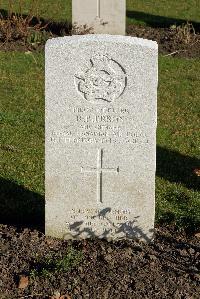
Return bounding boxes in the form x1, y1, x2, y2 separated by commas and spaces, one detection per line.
74, 53, 127, 103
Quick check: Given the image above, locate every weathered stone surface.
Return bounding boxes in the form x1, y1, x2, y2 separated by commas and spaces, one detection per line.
45, 35, 158, 241
72, 0, 125, 35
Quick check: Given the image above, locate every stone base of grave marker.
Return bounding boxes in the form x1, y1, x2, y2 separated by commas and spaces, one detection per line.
45, 35, 158, 241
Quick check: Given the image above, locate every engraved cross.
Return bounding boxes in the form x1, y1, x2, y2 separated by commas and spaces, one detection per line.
81, 149, 119, 203
97, 0, 100, 18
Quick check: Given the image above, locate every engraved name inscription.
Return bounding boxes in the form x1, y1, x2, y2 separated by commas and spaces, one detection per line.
50, 106, 149, 145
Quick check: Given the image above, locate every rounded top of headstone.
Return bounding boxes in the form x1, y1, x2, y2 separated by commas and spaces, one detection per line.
45, 35, 158, 51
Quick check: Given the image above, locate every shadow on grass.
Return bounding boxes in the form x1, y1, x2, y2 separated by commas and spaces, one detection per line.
157, 146, 200, 192
127, 10, 200, 32
0, 178, 44, 231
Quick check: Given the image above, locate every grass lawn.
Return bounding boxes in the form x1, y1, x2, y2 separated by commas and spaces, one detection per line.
0, 0, 200, 25
0, 0, 72, 22
0, 52, 45, 228
0, 52, 199, 231
127, 0, 200, 26
156, 57, 200, 231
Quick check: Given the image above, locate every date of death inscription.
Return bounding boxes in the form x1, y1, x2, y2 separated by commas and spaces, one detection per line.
65, 208, 135, 234
49, 106, 149, 145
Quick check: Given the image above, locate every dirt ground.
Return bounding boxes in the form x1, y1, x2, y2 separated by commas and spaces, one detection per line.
0, 24, 200, 58
127, 24, 200, 58
0, 224, 199, 299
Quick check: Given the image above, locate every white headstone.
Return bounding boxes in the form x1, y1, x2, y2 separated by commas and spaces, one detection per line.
72, 0, 126, 35
45, 35, 158, 241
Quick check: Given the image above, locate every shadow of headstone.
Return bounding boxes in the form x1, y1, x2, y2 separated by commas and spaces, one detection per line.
0, 178, 44, 231
157, 146, 200, 191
